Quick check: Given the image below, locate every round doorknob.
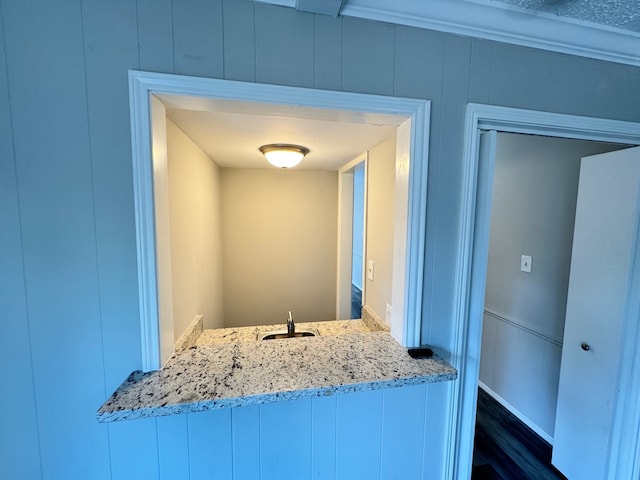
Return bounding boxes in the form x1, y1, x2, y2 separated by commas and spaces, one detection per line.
581, 343, 590, 351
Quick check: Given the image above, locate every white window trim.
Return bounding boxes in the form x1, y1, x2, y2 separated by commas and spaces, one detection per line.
128, 70, 431, 371
448, 103, 640, 479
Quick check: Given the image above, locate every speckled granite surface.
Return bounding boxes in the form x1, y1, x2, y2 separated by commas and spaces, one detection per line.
194, 319, 373, 346
97, 322, 457, 423
174, 315, 203, 351
361, 305, 390, 332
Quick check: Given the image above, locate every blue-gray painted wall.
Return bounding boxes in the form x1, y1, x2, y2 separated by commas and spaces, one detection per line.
1, 0, 639, 478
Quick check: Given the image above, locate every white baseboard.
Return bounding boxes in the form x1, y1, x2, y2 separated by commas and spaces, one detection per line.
478, 381, 553, 445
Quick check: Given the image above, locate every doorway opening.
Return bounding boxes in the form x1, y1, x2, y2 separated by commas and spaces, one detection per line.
336, 154, 368, 321
351, 160, 366, 319
450, 104, 640, 480
471, 131, 628, 479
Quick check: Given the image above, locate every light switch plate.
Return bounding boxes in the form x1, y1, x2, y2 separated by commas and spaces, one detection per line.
367, 260, 374, 281
385, 303, 392, 325
521, 255, 532, 273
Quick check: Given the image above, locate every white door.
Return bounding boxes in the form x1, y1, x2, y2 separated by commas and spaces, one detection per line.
552, 146, 640, 479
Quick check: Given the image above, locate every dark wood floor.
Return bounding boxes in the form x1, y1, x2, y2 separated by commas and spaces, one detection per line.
472, 389, 567, 480
351, 284, 362, 319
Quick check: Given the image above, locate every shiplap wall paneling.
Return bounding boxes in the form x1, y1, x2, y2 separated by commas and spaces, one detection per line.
559, 56, 640, 120
380, 385, 428, 478
526, 50, 572, 114
255, 4, 314, 88
336, 390, 384, 478
313, 14, 343, 90
81, 1, 164, 477
137, 0, 174, 73
2, 0, 112, 477
467, 39, 493, 104
422, 34, 472, 348
0, 7, 42, 478
394, 26, 445, 100
172, 0, 223, 78
109, 419, 159, 479
342, 17, 395, 96
82, 0, 142, 392
223, 0, 256, 82
311, 396, 338, 478
157, 415, 190, 479
394, 27, 446, 348
260, 399, 313, 479
395, 26, 447, 351
188, 409, 233, 479
422, 382, 455, 478
489, 45, 541, 110
232, 405, 261, 478
541, 53, 640, 120
486, 43, 640, 122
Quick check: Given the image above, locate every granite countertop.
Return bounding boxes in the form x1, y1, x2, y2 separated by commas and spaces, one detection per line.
193, 318, 375, 345
97, 317, 457, 423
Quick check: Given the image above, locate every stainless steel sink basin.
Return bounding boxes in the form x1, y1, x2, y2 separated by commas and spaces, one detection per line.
257, 327, 320, 341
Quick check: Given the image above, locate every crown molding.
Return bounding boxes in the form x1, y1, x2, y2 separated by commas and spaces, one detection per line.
256, 0, 640, 67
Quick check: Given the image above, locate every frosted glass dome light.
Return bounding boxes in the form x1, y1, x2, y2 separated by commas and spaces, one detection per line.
259, 144, 310, 169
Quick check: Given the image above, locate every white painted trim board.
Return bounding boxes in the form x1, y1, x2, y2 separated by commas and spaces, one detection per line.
449, 103, 640, 480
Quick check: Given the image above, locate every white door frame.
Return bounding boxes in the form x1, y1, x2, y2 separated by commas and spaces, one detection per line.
336, 154, 368, 320
129, 70, 430, 371
450, 103, 640, 479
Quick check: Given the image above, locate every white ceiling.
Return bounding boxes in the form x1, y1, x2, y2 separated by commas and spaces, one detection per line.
165, 103, 397, 171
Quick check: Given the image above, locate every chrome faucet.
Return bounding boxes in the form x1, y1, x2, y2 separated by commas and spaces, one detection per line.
287, 311, 295, 337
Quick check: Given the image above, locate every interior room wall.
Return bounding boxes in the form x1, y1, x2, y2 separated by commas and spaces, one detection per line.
166, 119, 225, 335
220, 168, 338, 327
480, 133, 624, 440
2, 0, 639, 477
364, 134, 397, 321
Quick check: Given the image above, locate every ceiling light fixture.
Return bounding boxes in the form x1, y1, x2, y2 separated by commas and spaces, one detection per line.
259, 144, 310, 169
